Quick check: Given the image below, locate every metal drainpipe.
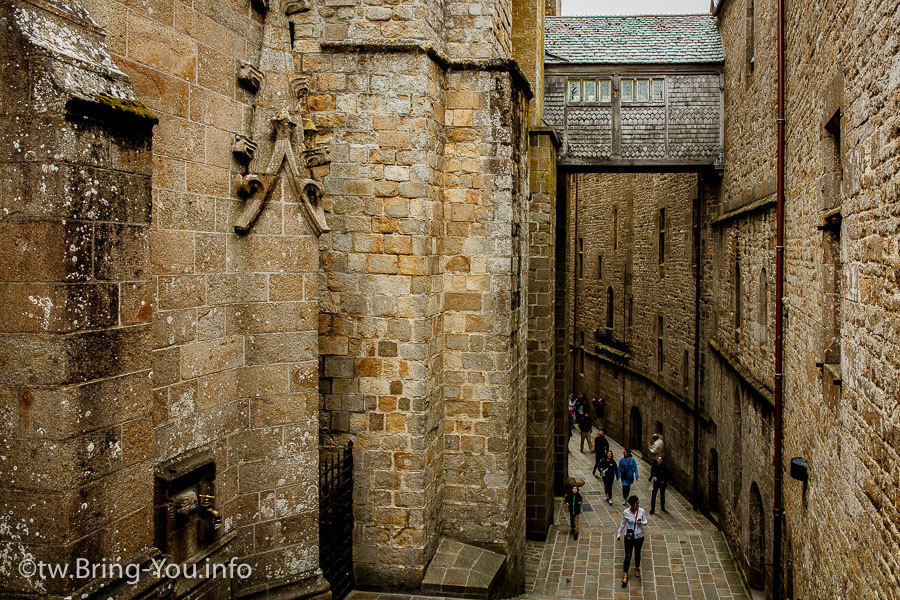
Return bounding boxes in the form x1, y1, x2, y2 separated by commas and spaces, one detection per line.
774, 0, 786, 596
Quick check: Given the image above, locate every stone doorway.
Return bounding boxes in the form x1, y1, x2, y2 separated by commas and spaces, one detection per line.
748, 482, 766, 590
708, 448, 720, 518
628, 406, 643, 455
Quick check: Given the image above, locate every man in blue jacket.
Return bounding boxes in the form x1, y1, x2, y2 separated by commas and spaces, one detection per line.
618, 448, 639, 506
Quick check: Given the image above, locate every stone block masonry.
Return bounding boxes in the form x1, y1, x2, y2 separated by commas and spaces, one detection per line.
568, 172, 702, 493
715, 0, 900, 596
312, 34, 534, 589
0, 1, 157, 596
1, 0, 560, 597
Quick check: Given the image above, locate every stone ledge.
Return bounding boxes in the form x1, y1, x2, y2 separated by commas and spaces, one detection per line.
421, 538, 505, 600
708, 338, 775, 408
320, 40, 534, 100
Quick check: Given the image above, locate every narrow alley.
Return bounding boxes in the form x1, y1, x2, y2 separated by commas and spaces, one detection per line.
523, 433, 748, 599
350, 430, 748, 600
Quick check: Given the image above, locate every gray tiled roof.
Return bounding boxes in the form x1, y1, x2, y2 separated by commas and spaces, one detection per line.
545, 15, 724, 65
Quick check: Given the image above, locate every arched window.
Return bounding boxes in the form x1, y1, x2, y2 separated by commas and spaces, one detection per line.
606, 286, 614, 330
749, 483, 765, 589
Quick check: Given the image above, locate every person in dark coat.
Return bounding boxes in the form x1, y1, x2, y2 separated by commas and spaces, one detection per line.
596, 449, 618, 505
563, 485, 583, 540
577, 412, 593, 452
592, 430, 610, 475
649, 456, 669, 514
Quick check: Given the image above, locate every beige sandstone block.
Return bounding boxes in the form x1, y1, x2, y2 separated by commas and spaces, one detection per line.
180, 335, 243, 378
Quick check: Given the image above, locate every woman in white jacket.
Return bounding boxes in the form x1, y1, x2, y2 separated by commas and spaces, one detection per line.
615, 495, 648, 586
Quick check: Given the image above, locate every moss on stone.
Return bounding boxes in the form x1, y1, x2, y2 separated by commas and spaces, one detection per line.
93, 94, 158, 122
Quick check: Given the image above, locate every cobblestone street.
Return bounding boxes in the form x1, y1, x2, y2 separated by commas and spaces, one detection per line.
523, 432, 748, 599
351, 431, 749, 600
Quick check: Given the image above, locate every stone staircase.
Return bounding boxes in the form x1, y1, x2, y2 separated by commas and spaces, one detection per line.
420, 538, 506, 600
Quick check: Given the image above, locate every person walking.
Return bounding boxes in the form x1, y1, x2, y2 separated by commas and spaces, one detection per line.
577, 413, 593, 452
618, 448, 639, 505
597, 450, 618, 505
592, 430, 610, 475
649, 432, 664, 462
567, 394, 576, 438
649, 456, 669, 514
563, 484, 583, 540
616, 495, 648, 587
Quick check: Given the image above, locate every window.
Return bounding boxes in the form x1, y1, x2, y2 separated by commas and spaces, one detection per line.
606, 286, 614, 330
568, 79, 612, 103
621, 79, 633, 103
599, 79, 612, 102
652, 79, 665, 103
683, 349, 690, 389
613, 207, 619, 251
628, 297, 634, 329
636, 79, 650, 102
657, 316, 664, 372
578, 330, 585, 375
597, 254, 603, 280
577, 237, 584, 279
620, 78, 665, 103
658, 208, 666, 266
568, 80, 581, 103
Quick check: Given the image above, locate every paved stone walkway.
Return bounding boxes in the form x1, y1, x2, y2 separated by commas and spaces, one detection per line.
349, 431, 748, 600
523, 432, 748, 600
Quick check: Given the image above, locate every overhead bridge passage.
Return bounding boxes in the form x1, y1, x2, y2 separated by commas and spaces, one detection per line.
544, 15, 725, 172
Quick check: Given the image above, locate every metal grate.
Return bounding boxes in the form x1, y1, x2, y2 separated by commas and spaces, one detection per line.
319, 441, 354, 600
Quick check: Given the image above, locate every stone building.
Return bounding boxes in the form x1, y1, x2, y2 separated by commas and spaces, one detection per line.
712, 0, 900, 597
0, 0, 560, 598
544, 14, 724, 498
2, 0, 900, 598
559, 4, 900, 600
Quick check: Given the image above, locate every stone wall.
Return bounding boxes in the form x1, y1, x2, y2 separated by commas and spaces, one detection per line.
2, 0, 330, 597
715, 0, 900, 596
1, 0, 559, 596
525, 130, 558, 539
568, 172, 701, 491
0, 1, 157, 596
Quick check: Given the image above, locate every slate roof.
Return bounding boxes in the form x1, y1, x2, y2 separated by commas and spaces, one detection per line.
545, 15, 724, 65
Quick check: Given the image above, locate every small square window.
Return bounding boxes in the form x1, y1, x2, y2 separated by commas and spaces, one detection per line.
599, 79, 612, 102
621, 79, 633, 103
583, 80, 597, 102
568, 80, 581, 103
637, 79, 650, 102
652, 79, 665, 103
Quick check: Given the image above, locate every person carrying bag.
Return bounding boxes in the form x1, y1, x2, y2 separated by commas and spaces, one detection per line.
616, 495, 648, 587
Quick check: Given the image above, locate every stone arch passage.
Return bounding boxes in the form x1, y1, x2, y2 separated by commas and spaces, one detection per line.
748, 482, 766, 590
629, 406, 643, 454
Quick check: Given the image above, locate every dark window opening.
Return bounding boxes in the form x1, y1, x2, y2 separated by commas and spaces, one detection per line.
606, 286, 614, 330
658, 208, 666, 266
657, 316, 664, 372
577, 237, 584, 279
